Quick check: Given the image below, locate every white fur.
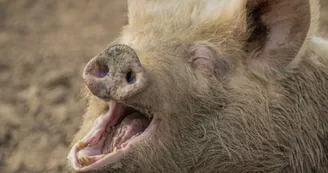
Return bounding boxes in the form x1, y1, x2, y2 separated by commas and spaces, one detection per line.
127, 0, 243, 27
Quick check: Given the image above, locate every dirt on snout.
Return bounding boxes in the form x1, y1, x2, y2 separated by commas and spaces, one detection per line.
0, 1, 327, 173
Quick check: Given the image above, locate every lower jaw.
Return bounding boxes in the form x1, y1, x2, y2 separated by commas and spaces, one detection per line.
68, 103, 160, 172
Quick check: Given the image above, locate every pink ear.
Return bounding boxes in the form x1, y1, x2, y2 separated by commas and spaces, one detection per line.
246, 0, 312, 70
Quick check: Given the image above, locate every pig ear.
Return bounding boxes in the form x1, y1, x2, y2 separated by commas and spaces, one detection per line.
245, 0, 313, 71
189, 44, 230, 78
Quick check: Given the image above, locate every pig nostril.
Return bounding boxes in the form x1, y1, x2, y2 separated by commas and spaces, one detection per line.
126, 70, 136, 84
96, 63, 109, 78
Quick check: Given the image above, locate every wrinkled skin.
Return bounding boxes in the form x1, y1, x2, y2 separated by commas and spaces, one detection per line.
68, 0, 328, 172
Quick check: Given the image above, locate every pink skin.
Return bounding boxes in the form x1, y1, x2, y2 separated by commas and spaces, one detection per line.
80, 101, 125, 148
109, 113, 151, 151
86, 129, 105, 146
67, 101, 161, 172
67, 101, 126, 168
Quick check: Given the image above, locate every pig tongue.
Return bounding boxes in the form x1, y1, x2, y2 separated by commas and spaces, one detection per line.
102, 112, 150, 154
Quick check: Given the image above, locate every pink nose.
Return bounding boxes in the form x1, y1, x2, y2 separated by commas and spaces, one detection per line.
83, 44, 146, 100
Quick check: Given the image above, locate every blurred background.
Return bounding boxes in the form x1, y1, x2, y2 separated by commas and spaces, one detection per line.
0, 1, 327, 173
0, 1, 126, 173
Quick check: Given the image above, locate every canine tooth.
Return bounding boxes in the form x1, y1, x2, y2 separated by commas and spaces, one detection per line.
83, 154, 105, 165
83, 157, 90, 165
80, 158, 86, 165
91, 154, 105, 161
78, 157, 85, 165
113, 147, 117, 152
79, 156, 90, 165
77, 141, 85, 149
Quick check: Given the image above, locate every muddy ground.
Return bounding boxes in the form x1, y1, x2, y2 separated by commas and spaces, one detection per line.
0, 1, 327, 173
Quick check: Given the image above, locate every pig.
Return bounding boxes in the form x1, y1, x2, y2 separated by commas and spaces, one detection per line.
67, 0, 328, 172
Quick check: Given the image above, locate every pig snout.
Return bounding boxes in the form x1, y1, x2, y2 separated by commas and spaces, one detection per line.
83, 44, 148, 101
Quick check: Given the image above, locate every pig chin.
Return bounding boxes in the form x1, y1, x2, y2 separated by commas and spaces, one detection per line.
68, 100, 160, 172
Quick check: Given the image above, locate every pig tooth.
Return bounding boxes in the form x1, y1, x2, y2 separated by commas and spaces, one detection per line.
81, 158, 87, 165
77, 141, 85, 149
77, 152, 91, 166
79, 156, 90, 166
112, 147, 117, 152
83, 156, 91, 165
88, 154, 105, 163
92, 154, 105, 161
77, 157, 81, 165
78, 156, 85, 165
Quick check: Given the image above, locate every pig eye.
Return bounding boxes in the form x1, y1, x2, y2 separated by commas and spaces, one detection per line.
126, 70, 136, 84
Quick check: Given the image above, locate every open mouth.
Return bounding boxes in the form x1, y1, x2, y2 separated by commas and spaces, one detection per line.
68, 101, 159, 172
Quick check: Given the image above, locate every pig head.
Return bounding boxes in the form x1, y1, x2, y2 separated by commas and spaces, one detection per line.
68, 0, 328, 172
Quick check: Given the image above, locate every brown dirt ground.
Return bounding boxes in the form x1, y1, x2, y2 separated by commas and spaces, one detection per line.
0, 1, 327, 173
0, 1, 126, 173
